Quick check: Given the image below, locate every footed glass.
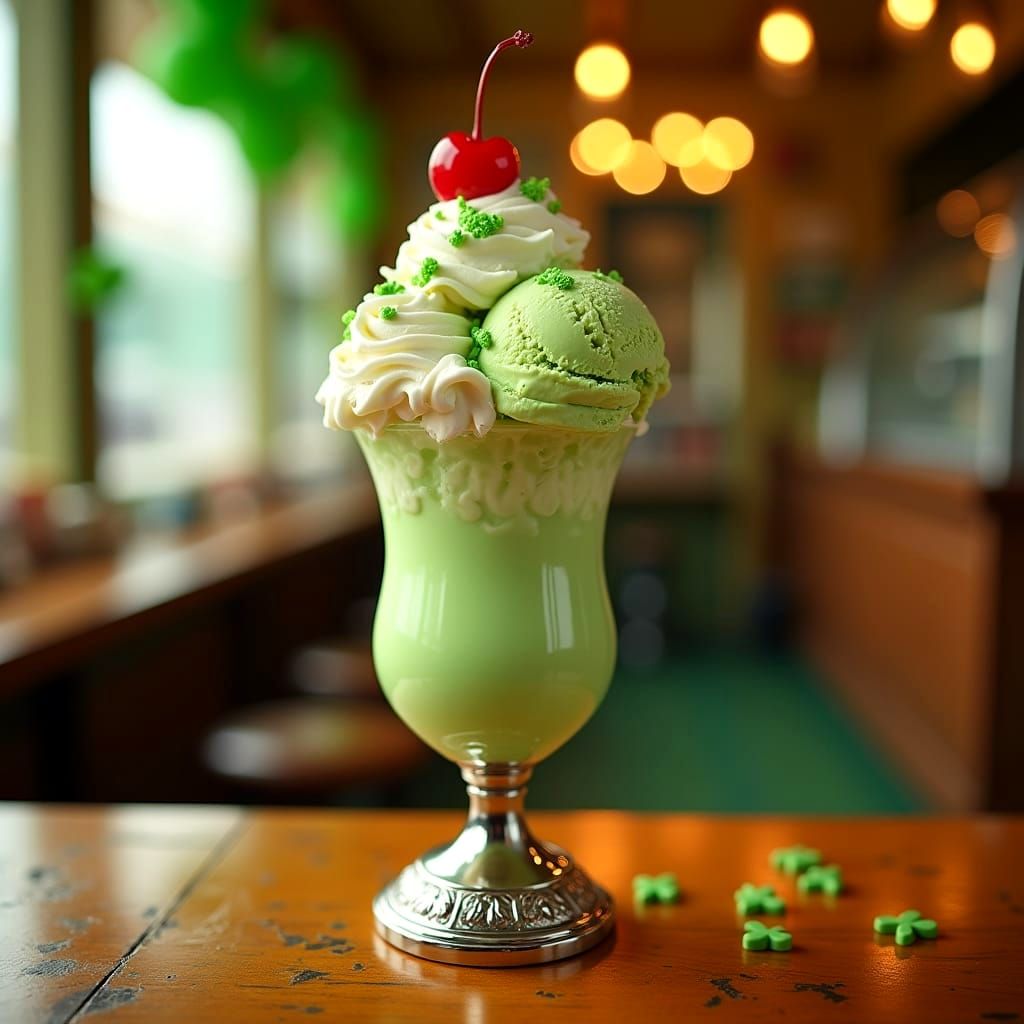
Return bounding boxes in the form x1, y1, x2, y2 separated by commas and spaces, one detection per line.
359, 423, 631, 965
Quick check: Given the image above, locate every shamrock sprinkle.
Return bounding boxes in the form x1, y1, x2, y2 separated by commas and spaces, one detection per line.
379, 305, 397, 320
341, 308, 356, 340
798, 864, 843, 896
457, 196, 504, 238
873, 909, 938, 946
771, 845, 822, 876
448, 229, 467, 248
373, 281, 405, 295
520, 176, 550, 201
633, 873, 680, 905
734, 883, 786, 917
536, 266, 574, 290
434, 209, 446, 220
547, 199, 562, 214
412, 257, 439, 287
593, 268, 624, 284
743, 921, 792, 952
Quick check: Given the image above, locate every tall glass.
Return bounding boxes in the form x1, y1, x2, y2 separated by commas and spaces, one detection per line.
360, 423, 631, 965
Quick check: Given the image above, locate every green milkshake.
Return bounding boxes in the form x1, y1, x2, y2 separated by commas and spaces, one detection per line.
315, 87, 669, 961
359, 423, 631, 765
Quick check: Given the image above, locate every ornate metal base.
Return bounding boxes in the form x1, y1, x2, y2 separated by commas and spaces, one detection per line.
373, 765, 614, 966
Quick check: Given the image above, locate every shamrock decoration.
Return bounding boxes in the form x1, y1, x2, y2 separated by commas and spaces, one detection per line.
742, 921, 793, 952
734, 883, 786, 916
771, 845, 822, 875
798, 864, 843, 896
633, 873, 680, 905
873, 909, 938, 946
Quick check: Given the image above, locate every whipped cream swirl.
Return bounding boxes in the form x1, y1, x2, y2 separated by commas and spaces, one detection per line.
316, 290, 495, 442
381, 182, 590, 311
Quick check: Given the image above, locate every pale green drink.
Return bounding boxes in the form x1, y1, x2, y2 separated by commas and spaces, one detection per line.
358, 423, 631, 766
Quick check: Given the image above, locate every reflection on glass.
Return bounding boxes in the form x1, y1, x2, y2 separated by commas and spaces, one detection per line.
90, 62, 256, 498
0, 0, 16, 480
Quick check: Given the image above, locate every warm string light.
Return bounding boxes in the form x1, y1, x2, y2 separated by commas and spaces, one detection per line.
570, 112, 753, 196
758, 7, 815, 66
886, 0, 936, 32
574, 43, 631, 100
950, 21, 996, 75
612, 140, 666, 195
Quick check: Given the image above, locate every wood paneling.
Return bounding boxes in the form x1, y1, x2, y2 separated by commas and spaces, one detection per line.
778, 452, 1024, 809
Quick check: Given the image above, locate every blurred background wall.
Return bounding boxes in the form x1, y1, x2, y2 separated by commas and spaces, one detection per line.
1, 0, 1023, 814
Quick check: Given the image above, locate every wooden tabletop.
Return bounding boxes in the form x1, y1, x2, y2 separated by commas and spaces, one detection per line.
2, 806, 1023, 1023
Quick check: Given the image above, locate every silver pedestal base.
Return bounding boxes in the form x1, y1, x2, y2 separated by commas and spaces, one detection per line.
373, 765, 615, 967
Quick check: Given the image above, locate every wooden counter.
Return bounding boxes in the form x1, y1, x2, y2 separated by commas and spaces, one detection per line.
0, 481, 378, 693
3, 804, 1023, 1022
0, 483, 381, 803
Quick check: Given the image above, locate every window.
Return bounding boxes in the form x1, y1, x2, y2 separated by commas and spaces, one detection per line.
0, 0, 16, 478
90, 62, 257, 498
270, 166, 361, 483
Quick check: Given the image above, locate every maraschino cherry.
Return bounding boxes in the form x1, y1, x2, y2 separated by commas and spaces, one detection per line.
428, 30, 534, 202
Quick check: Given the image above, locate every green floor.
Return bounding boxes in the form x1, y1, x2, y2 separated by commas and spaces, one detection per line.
400, 653, 925, 814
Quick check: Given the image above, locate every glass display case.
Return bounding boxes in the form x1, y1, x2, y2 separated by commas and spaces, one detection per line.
820, 159, 1024, 481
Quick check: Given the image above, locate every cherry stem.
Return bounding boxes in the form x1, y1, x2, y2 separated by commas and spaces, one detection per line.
471, 29, 533, 141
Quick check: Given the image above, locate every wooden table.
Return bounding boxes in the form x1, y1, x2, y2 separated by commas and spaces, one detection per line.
3, 806, 1023, 1022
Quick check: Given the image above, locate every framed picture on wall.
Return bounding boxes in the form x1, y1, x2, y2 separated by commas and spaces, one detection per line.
607, 202, 723, 379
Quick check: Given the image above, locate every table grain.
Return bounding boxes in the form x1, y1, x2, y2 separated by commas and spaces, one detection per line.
2, 806, 1023, 1022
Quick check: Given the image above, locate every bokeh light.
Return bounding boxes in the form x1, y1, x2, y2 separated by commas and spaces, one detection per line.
612, 140, 667, 194
569, 133, 604, 176
886, 0, 936, 32
680, 160, 732, 195
758, 8, 815, 66
950, 22, 996, 75
575, 118, 631, 172
974, 213, 1016, 258
574, 43, 631, 100
936, 189, 980, 237
651, 112, 703, 167
703, 117, 754, 171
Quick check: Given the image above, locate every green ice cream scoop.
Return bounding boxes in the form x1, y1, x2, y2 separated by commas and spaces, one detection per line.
478, 269, 670, 431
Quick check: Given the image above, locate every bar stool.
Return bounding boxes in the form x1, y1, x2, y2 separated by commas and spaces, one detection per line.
290, 638, 379, 699
202, 700, 427, 801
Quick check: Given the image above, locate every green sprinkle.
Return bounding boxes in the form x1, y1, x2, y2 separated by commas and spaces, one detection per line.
771, 845, 821, 876
743, 921, 792, 952
632, 873, 680, 906
457, 196, 504, 239
536, 266, 574, 290
594, 268, 624, 284
434, 209, 446, 220
467, 358, 481, 370
341, 308, 356, 340
448, 229, 466, 248
547, 199, 562, 214
734, 883, 785, 917
798, 864, 843, 896
873, 909, 937, 946
520, 176, 550, 202
469, 324, 492, 349
373, 281, 405, 295
379, 305, 397, 320
412, 256, 439, 287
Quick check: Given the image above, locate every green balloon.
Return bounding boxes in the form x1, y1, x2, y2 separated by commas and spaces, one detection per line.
138, 29, 233, 107
231, 104, 302, 180
328, 171, 385, 243
171, 0, 262, 36
267, 38, 353, 111
326, 110, 381, 167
